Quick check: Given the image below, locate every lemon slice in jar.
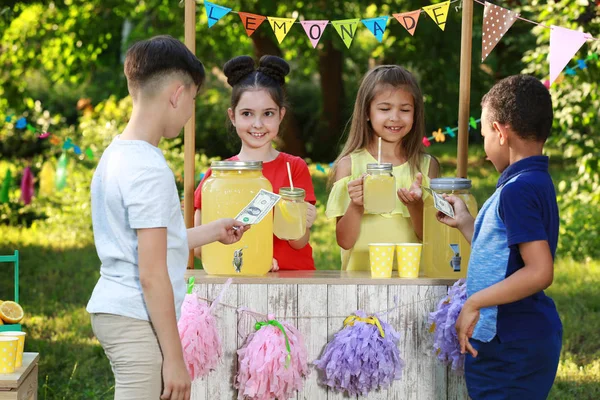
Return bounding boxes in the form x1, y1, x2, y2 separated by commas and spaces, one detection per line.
278, 201, 296, 223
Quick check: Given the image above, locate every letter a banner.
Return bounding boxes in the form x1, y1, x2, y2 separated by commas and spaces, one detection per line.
361, 16, 389, 42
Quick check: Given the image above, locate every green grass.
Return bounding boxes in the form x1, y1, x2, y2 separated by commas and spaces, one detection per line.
1, 146, 599, 398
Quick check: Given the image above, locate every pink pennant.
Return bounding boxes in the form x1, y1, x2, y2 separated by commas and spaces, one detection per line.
549, 26, 592, 85
20, 167, 34, 205
300, 20, 329, 48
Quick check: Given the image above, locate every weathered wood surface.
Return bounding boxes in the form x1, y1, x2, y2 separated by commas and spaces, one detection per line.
188, 275, 467, 400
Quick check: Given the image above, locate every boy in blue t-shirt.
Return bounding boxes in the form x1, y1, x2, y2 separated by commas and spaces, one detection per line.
438, 75, 562, 399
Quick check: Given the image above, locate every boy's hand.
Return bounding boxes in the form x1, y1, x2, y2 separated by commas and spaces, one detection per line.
161, 358, 191, 400
347, 175, 365, 207
436, 195, 472, 229
455, 299, 479, 358
398, 173, 423, 206
306, 203, 317, 229
270, 258, 279, 272
214, 219, 250, 245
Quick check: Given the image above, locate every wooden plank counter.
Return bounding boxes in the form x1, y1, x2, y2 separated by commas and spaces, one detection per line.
185, 270, 468, 400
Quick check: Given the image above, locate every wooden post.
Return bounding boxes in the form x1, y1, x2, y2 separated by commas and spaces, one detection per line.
457, 0, 473, 178
184, 0, 196, 269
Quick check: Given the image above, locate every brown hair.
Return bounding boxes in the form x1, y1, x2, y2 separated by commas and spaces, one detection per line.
124, 35, 205, 95
329, 65, 427, 185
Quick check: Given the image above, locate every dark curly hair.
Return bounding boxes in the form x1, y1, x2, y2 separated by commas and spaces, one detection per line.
222, 55, 290, 110
481, 75, 553, 142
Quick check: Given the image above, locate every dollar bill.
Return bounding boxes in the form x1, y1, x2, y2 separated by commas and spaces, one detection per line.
423, 187, 455, 219
234, 189, 281, 225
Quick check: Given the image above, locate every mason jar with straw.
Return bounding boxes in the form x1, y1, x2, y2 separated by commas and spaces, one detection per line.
274, 162, 307, 241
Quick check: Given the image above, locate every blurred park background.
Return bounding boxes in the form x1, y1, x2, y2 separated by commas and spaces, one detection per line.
0, 0, 598, 398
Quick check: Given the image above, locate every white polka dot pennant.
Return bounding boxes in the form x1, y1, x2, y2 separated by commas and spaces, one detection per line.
482, 2, 519, 62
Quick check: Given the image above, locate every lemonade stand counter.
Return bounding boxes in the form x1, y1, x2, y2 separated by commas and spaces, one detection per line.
184, 269, 468, 400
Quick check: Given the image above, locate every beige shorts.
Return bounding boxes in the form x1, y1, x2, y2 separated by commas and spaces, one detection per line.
91, 313, 163, 399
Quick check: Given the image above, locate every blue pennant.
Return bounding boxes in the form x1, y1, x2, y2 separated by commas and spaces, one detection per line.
445, 126, 456, 138
15, 117, 27, 129
204, 1, 232, 28
577, 59, 587, 70
361, 16, 389, 42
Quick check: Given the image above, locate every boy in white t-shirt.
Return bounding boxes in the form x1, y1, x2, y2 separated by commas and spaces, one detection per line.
87, 35, 249, 400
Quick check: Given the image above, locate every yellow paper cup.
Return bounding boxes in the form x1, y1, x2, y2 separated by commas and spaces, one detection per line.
368, 243, 395, 278
396, 243, 423, 278
0, 337, 18, 374
0, 332, 26, 368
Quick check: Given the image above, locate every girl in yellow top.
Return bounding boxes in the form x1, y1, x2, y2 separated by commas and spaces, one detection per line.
326, 65, 439, 271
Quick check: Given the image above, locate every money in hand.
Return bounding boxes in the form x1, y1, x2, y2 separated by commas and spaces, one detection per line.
423, 187, 455, 219
235, 189, 281, 225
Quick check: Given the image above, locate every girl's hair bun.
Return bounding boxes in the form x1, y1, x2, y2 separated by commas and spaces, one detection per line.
223, 55, 256, 87
257, 55, 290, 86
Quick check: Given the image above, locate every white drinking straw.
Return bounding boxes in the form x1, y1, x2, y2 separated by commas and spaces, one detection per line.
377, 136, 382, 164
286, 162, 294, 190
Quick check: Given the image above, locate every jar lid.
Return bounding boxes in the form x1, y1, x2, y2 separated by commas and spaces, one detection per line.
279, 187, 305, 199
366, 163, 393, 172
430, 177, 472, 190
211, 161, 263, 171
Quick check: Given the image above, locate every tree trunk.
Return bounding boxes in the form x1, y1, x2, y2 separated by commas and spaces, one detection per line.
251, 30, 307, 157
316, 39, 345, 162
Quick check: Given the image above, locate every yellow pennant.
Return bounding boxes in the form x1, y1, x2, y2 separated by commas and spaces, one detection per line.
423, 1, 451, 31
267, 17, 296, 44
39, 161, 55, 196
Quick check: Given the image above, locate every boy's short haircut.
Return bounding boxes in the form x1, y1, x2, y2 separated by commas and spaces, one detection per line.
124, 35, 205, 96
481, 75, 553, 142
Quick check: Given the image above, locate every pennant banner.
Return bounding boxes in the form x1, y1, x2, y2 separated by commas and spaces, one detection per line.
20, 167, 34, 205
423, 1, 450, 31
267, 17, 296, 44
482, 2, 519, 61
361, 16, 389, 43
332, 19, 360, 49
238, 12, 266, 37
300, 20, 329, 48
39, 161, 55, 197
15, 117, 26, 129
204, 1, 231, 28
393, 10, 421, 36
549, 26, 592, 85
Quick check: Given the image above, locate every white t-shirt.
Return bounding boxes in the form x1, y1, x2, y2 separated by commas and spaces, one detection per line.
86, 136, 188, 321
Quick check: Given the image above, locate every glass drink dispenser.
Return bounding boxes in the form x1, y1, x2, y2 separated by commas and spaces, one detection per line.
422, 178, 478, 279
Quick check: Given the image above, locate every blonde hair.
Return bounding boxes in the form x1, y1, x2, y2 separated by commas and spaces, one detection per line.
329, 65, 426, 186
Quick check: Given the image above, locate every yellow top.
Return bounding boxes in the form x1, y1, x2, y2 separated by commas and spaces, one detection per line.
326, 149, 431, 271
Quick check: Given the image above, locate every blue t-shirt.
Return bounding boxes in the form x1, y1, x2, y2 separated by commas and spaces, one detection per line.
467, 156, 562, 342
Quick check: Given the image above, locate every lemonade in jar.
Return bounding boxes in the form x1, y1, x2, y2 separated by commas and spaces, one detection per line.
363, 163, 396, 214
274, 187, 307, 241
201, 161, 273, 275
422, 178, 478, 278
